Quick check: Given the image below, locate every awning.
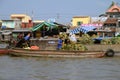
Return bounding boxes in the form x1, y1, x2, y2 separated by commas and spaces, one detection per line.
70, 26, 96, 34
69, 27, 81, 34
31, 22, 58, 31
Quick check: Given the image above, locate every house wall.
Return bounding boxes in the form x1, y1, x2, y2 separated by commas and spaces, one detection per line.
2, 20, 15, 28
21, 20, 33, 28
11, 14, 31, 23
72, 16, 91, 27
1, 20, 21, 29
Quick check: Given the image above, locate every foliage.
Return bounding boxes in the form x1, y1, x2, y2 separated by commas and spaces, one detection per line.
59, 32, 68, 39
108, 1, 115, 9
101, 37, 120, 44
58, 33, 120, 51
62, 43, 87, 51
110, 37, 120, 44
77, 34, 94, 44
101, 39, 112, 45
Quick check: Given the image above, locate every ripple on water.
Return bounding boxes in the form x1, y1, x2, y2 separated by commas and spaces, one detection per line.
0, 56, 120, 80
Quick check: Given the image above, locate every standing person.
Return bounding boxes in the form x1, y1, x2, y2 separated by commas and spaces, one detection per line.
8, 34, 13, 48
57, 37, 63, 50
2, 34, 4, 40
24, 33, 31, 47
24, 33, 31, 41
41, 26, 47, 37
69, 33, 77, 42
17, 33, 23, 41
64, 38, 70, 45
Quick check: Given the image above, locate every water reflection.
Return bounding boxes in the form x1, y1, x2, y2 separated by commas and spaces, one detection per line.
0, 56, 120, 80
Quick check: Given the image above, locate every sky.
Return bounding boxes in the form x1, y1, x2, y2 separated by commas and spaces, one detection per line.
0, 0, 120, 23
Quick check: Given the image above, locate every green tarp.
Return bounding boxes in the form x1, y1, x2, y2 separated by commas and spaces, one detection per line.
31, 22, 58, 31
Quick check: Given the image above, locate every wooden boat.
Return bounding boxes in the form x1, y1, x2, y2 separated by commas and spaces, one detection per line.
0, 48, 10, 55
9, 48, 106, 58
0, 43, 10, 55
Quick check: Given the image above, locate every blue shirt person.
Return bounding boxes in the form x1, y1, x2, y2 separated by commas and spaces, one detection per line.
57, 37, 63, 50
24, 33, 31, 47
24, 33, 31, 40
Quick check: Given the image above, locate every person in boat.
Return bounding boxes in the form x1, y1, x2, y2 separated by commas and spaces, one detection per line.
64, 37, 70, 45
69, 33, 77, 42
23, 33, 31, 47
16, 33, 31, 48
8, 34, 13, 48
57, 37, 63, 50
17, 33, 24, 41
24, 33, 31, 41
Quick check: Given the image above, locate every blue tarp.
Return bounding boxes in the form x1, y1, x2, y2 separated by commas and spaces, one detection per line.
1, 26, 6, 29
69, 27, 80, 34
70, 26, 96, 34
94, 37, 113, 41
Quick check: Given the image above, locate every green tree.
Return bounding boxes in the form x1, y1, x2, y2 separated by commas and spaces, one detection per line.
108, 1, 115, 9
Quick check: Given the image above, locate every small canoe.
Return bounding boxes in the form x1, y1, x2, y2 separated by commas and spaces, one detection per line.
9, 48, 105, 58
0, 48, 10, 55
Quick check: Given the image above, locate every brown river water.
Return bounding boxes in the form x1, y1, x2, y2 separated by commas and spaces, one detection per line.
0, 55, 120, 80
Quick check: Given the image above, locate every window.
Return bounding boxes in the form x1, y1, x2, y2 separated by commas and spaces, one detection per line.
77, 22, 82, 26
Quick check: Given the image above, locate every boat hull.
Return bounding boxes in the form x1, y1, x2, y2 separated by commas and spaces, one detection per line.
9, 49, 105, 58
0, 49, 9, 55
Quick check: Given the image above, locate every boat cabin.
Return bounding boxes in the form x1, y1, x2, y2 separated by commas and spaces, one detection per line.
0, 30, 12, 42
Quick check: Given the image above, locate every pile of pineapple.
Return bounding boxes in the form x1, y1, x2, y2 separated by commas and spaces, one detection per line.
59, 32, 88, 51
59, 32, 120, 51
62, 43, 87, 51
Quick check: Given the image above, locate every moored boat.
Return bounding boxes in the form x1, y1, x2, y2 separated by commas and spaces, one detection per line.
9, 48, 106, 58
0, 48, 9, 55
0, 43, 10, 55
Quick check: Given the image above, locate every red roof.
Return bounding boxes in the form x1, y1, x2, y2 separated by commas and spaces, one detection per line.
106, 3, 120, 13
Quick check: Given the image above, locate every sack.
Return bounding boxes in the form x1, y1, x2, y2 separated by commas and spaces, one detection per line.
30, 46, 40, 50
